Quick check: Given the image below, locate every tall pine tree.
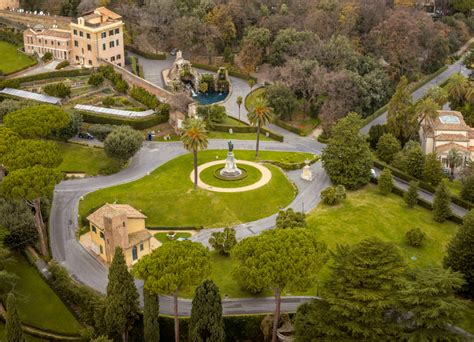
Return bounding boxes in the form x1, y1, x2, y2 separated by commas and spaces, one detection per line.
404, 181, 419, 208
433, 182, 452, 222
104, 247, 139, 342
143, 288, 160, 342
189, 280, 225, 342
296, 238, 405, 340
6, 293, 24, 342
444, 210, 474, 298
396, 267, 465, 340
378, 168, 394, 195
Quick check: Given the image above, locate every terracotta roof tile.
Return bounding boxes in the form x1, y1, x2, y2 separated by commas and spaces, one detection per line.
435, 134, 469, 142
435, 143, 469, 154
127, 230, 152, 247
87, 203, 146, 229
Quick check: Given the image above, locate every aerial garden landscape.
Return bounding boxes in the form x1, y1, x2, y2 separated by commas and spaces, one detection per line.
0, 1, 474, 341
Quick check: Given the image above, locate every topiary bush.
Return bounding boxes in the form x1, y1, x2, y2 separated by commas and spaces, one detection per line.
88, 124, 115, 141
41, 52, 53, 62
43, 82, 71, 98
405, 228, 426, 247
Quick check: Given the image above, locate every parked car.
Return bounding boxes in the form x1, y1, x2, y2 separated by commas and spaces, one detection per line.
370, 168, 377, 178
78, 132, 94, 140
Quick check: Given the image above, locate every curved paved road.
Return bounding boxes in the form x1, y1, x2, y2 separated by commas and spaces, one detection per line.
50, 53, 469, 316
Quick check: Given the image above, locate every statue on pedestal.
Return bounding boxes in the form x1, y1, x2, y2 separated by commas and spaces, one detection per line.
220, 141, 242, 179
300, 160, 313, 181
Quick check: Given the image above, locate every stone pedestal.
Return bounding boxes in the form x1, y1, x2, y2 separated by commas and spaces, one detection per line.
301, 165, 313, 181
220, 151, 242, 178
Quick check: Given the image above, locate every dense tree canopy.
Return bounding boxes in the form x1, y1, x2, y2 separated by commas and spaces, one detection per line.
321, 113, 372, 189
104, 126, 143, 161
4, 104, 70, 139
1, 139, 62, 172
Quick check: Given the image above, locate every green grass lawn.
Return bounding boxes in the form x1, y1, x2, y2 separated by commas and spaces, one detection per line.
79, 150, 312, 228
445, 179, 463, 197
0, 323, 47, 341
221, 116, 247, 127
56, 142, 123, 175
3, 255, 82, 335
245, 87, 265, 111
154, 232, 192, 244
179, 184, 461, 299
0, 41, 36, 75
199, 163, 262, 188
307, 184, 458, 270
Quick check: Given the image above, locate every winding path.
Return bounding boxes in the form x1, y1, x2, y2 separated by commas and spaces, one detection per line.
49, 53, 470, 316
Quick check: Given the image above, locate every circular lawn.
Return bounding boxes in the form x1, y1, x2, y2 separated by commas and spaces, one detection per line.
79, 150, 311, 228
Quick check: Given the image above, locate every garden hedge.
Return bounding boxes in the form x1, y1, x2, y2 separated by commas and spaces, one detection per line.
213, 123, 284, 142
126, 45, 166, 60
373, 160, 473, 211
262, 154, 319, 171
147, 226, 203, 231
77, 108, 169, 130
3, 68, 94, 87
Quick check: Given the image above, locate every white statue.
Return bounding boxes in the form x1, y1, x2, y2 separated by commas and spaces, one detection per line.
300, 161, 313, 181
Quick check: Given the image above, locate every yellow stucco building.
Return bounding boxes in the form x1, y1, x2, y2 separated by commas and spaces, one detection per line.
87, 203, 152, 266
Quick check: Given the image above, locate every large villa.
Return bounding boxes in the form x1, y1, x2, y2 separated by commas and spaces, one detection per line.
22, 7, 124, 67
420, 110, 474, 168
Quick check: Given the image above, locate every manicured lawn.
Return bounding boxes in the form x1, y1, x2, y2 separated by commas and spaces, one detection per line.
56, 142, 123, 175
79, 150, 311, 228
208, 131, 273, 141
221, 116, 247, 127
307, 184, 459, 269
0, 41, 36, 75
154, 232, 192, 244
0, 323, 47, 341
245, 87, 265, 111
183, 184, 460, 298
3, 255, 82, 334
199, 163, 262, 188
445, 179, 463, 197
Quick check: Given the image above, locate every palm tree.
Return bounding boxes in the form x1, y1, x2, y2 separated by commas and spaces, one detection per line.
415, 97, 440, 128
447, 148, 463, 178
248, 97, 273, 158
425, 86, 448, 107
446, 73, 470, 108
181, 118, 208, 189
236, 96, 243, 121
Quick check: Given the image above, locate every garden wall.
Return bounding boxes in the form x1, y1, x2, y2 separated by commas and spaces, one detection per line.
100, 59, 175, 103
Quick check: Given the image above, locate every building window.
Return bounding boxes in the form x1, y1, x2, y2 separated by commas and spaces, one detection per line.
75, 55, 79, 61
140, 243, 144, 251
116, 39, 119, 46
74, 40, 78, 47
100, 232, 104, 239
92, 226, 97, 233
57, 41, 60, 46
73, 29, 77, 35
102, 43, 106, 50
132, 246, 138, 261
86, 33, 90, 39
45, 40, 48, 44
115, 28, 119, 34
88, 60, 92, 66
109, 41, 115, 48
111, 56, 115, 61
100, 245, 103, 254
109, 30, 114, 36
79, 31, 83, 37
39, 39, 41, 43
87, 44, 91, 51
116, 54, 121, 60
101, 32, 106, 39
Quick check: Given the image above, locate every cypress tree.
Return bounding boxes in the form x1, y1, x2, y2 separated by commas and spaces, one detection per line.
143, 288, 160, 342
378, 168, 394, 195
376, 133, 401, 164
188, 280, 225, 342
422, 153, 444, 186
444, 210, 474, 298
6, 293, 24, 342
404, 181, 418, 208
104, 247, 139, 342
433, 182, 452, 223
